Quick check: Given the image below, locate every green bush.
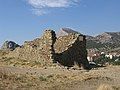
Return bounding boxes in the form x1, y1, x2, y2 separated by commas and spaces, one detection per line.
39, 76, 47, 81
112, 59, 120, 65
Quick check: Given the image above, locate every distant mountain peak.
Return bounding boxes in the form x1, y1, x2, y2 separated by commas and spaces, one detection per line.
57, 28, 82, 37
61, 28, 80, 34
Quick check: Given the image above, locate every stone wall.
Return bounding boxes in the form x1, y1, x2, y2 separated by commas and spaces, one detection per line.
9, 30, 56, 66
8, 30, 90, 69
54, 34, 90, 69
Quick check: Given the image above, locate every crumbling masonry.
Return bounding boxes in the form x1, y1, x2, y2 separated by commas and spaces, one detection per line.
8, 30, 90, 69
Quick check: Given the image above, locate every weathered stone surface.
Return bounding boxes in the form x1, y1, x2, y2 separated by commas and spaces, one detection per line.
8, 29, 90, 69
8, 30, 56, 67
1, 41, 20, 51
54, 33, 90, 69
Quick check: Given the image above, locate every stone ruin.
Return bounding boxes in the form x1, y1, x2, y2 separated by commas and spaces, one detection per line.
8, 29, 90, 69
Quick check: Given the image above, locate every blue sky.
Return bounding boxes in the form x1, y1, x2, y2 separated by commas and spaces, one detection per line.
0, 0, 120, 46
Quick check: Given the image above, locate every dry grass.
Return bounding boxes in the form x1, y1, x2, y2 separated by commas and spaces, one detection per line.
0, 57, 42, 67
0, 56, 56, 68
0, 50, 120, 90
97, 84, 115, 90
0, 67, 120, 90
0, 50, 9, 56
0, 71, 49, 90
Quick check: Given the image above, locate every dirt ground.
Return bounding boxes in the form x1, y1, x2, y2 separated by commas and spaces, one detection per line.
0, 64, 120, 90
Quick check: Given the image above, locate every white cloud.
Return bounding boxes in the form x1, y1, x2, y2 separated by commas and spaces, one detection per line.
26, 0, 80, 15
32, 8, 48, 15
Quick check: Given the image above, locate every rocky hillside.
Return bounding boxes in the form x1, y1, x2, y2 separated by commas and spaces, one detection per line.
86, 32, 120, 50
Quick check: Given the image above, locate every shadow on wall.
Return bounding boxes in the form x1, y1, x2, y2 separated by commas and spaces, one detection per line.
54, 37, 90, 70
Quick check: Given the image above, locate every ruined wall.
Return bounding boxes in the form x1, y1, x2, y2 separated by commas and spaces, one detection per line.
8, 30, 90, 69
54, 34, 90, 69
9, 30, 56, 65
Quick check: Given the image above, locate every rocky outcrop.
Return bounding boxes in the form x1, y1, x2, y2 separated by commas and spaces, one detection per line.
86, 32, 120, 50
8, 29, 90, 69
96, 32, 120, 44
87, 32, 120, 44
1, 41, 20, 51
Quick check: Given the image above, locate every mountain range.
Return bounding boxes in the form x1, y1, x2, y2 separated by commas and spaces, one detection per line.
86, 32, 120, 51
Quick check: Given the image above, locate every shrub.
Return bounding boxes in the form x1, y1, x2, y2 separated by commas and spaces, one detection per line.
39, 76, 47, 81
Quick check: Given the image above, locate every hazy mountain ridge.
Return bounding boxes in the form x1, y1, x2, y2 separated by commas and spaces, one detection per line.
86, 32, 120, 50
